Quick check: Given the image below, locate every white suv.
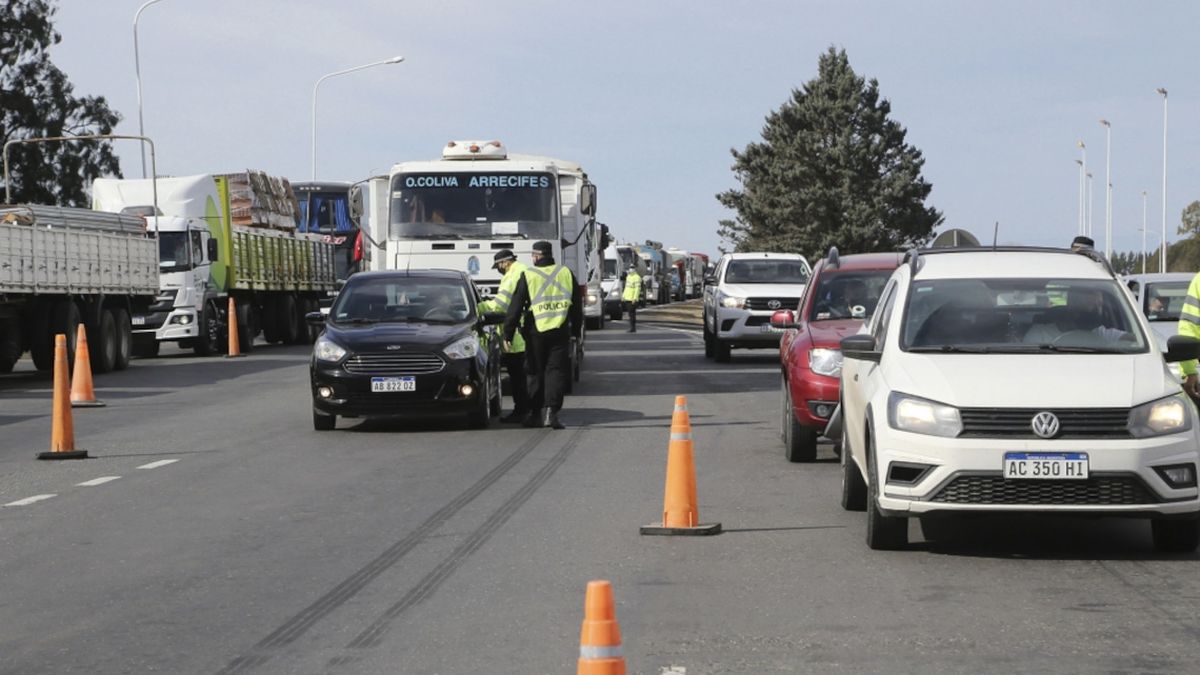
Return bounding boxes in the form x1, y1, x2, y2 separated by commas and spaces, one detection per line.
703, 252, 811, 362
839, 247, 1200, 552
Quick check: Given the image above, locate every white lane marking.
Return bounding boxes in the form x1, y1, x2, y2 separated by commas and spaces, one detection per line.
5, 494, 57, 507
77, 476, 121, 487
661, 667, 687, 674
136, 459, 180, 470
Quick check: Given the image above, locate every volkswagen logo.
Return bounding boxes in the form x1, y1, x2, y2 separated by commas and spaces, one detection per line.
386, 345, 404, 351
767, 299, 782, 310
1031, 411, 1060, 439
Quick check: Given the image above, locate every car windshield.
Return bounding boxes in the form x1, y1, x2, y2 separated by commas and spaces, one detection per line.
1144, 281, 1189, 321
808, 270, 893, 321
724, 259, 809, 284
331, 277, 474, 324
388, 172, 557, 241
901, 278, 1148, 354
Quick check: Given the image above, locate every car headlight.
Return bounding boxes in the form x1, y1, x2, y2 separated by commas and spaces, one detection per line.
887, 392, 962, 437
314, 335, 347, 362
809, 348, 843, 378
444, 335, 479, 360
1129, 394, 1192, 437
586, 292, 599, 305
720, 294, 746, 309
608, 289, 621, 299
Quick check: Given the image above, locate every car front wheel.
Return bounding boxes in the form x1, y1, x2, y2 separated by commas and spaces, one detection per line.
865, 431, 908, 550
1151, 518, 1200, 553
783, 383, 818, 462
313, 408, 336, 431
840, 420, 867, 512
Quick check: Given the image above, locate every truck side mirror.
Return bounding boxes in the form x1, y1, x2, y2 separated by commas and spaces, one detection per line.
348, 184, 364, 226
207, 238, 219, 262
580, 184, 597, 216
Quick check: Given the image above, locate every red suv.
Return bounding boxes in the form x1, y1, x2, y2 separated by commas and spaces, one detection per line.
771, 248, 902, 461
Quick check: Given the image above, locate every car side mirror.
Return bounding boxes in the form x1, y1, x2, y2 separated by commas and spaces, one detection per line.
770, 309, 798, 330
1164, 335, 1200, 363
841, 334, 881, 363
704, 275, 716, 285
305, 311, 327, 327
481, 311, 506, 326
207, 238, 219, 262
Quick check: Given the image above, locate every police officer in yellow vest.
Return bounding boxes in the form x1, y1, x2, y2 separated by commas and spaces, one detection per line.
504, 240, 583, 429
1178, 269, 1200, 400
478, 249, 530, 423
622, 266, 641, 333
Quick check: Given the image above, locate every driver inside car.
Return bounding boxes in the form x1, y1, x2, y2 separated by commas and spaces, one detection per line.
1023, 287, 1128, 343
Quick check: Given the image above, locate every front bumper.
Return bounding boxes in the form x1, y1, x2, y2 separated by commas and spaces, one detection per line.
789, 370, 840, 429
310, 355, 486, 418
132, 307, 199, 341
872, 427, 1200, 517
715, 307, 785, 345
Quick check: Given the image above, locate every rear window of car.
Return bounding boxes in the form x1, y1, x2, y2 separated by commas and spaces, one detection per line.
900, 278, 1147, 354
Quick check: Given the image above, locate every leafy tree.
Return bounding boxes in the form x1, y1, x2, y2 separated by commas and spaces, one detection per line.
0, 0, 122, 205
1178, 200, 1200, 237
717, 47, 942, 256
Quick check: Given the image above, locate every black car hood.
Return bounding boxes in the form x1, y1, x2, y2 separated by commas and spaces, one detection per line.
325, 321, 471, 351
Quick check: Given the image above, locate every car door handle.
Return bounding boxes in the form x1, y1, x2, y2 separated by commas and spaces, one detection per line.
853, 374, 859, 381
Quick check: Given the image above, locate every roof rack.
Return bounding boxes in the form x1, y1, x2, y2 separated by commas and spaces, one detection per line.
900, 245, 1118, 279
826, 246, 840, 270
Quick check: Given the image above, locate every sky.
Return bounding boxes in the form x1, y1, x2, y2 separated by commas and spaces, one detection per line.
46, 0, 1200, 259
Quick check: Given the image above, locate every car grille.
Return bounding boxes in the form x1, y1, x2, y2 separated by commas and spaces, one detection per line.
745, 297, 799, 311
958, 408, 1130, 439
344, 352, 445, 376
929, 474, 1157, 505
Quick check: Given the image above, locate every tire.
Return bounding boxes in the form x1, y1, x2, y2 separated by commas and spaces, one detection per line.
92, 309, 118, 374
30, 300, 54, 371
488, 364, 503, 417
840, 417, 867, 511
1151, 518, 1200, 553
0, 320, 21, 374
714, 336, 731, 363
865, 432, 908, 550
193, 302, 225, 356
783, 382, 818, 462
585, 316, 601, 330
313, 408, 336, 431
54, 299, 83, 367
279, 295, 301, 345
609, 307, 622, 321
468, 377, 492, 429
703, 317, 715, 358
112, 307, 132, 370
236, 300, 255, 354
132, 335, 160, 359
262, 298, 282, 344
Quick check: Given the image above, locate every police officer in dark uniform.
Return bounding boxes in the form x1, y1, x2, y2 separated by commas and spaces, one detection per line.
503, 240, 583, 429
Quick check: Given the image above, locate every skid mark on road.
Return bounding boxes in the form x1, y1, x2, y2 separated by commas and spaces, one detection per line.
344, 428, 586, 651
217, 429, 552, 674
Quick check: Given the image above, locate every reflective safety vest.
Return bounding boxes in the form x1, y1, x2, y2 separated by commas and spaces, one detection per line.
523, 264, 575, 332
1178, 270, 1200, 376
623, 271, 641, 302
479, 260, 527, 353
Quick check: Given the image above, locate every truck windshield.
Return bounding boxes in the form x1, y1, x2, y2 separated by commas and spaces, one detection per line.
157, 232, 191, 272
296, 189, 353, 234
389, 172, 557, 241
603, 259, 618, 279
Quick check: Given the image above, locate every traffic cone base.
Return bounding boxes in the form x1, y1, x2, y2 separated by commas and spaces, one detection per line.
39, 333, 89, 460
71, 400, 106, 409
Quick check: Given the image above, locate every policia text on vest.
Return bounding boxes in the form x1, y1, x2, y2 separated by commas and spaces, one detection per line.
503, 242, 583, 430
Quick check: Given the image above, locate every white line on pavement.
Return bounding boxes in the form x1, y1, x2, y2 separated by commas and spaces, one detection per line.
5, 494, 57, 507
136, 459, 180, 470
77, 476, 122, 487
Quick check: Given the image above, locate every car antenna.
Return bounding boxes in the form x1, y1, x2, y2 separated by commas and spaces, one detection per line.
993, 221, 999, 249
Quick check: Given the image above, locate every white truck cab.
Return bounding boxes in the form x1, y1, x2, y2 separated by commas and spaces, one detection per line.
601, 244, 625, 321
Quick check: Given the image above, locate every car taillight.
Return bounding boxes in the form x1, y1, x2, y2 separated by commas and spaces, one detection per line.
353, 230, 363, 262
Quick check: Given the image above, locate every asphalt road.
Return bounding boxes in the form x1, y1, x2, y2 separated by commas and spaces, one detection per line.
3, 321, 1200, 674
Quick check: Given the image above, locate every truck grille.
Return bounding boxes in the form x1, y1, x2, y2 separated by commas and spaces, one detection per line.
929, 474, 1156, 505
959, 408, 1130, 439
344, 352, 445, 376
745, 297, 800, 312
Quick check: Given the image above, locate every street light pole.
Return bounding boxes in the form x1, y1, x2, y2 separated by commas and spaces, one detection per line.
1074, 159, 1084, 237
1086, 172, 1094, 238
1141, 189, 1148, 274
1077, 141, 1087, 236
1100, 119, 1112, 258
1157, 88, 1168, 273
311, 56, 404, 180
133, 0, 168, 179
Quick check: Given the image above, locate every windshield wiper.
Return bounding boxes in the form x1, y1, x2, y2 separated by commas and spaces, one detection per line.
908, 345, 992, 353
1032, 343, 1128, 354
336, 317, 379, 325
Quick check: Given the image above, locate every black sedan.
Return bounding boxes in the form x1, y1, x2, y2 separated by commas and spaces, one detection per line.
308, 269, 504, 430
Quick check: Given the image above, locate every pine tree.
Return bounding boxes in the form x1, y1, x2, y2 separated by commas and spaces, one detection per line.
0, 0, 122, 205
717, 47, 942, 256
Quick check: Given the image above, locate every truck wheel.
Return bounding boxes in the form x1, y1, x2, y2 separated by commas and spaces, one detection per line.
132, 336, 160, 359
112, 307, 133, 369
262, 298, 282, 344
279, 295, 301, 344
30, 301, 54, 371
193, 302, 225, 356
54, 299, 83, 368
0, 320, 20, 373
236, 300, 255, 354
92, 309, 119, 374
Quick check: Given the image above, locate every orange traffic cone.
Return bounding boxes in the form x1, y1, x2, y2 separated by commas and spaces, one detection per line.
225, 296, 245, 358
70, 323, 105, 408
38, 334, 88, 460
577, 580, 626, 675
640, 396, 720, 535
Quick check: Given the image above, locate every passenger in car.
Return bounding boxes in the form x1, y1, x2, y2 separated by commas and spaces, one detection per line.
1023, 288, 1126, 343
